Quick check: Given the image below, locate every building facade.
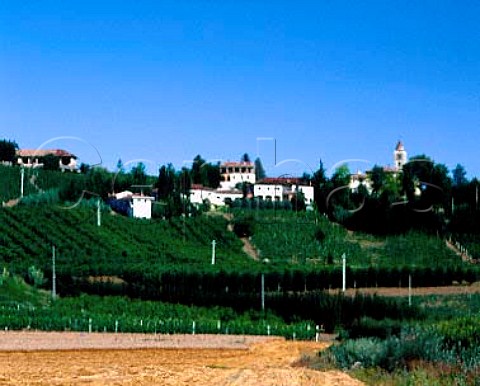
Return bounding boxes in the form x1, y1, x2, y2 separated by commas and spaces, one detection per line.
254, 177, 314, 206
219, 161, 255, 190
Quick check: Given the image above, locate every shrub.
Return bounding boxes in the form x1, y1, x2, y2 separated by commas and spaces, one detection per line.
329, 337, 388, 369
28, 265, 45, 288
232, 215, 256, 237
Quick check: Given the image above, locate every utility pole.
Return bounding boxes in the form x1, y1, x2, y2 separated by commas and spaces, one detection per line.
20, 167, 25, 198
211, 240, 216, 265
408, 274, 412, 307
342, 253, 347, 292
52, 245, 57, 300
97, 198, 101, 227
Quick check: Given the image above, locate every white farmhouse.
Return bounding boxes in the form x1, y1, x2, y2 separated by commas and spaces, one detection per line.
189, 184, 243, 208
254, 178, 314, 206
16, 149, 78, 172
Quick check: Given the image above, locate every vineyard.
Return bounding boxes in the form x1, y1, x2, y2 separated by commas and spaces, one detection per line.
0, 205, 478, 303
248, 209, 463, 269
0, 274, 419, 336
0, 165, 86, 203
0, 205, 252, 278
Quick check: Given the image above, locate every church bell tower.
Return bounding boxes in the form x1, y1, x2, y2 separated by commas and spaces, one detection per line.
394, 141, 407, 170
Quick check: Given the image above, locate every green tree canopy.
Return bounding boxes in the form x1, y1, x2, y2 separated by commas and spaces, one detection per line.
41, 154, 60, 171
254, 157, 266, 180
370, 165, 387, 195
157, 164, 176, 200
452, 164, 468, 187
0, 140, 18, 163
130, 162, 147, 186
241, 153, 251, 163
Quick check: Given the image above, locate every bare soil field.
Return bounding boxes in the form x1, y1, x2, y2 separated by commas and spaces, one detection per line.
328, 284, 480, 297
0, 332, 363, 385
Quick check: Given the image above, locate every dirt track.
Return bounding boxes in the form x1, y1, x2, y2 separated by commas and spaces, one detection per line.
0, 332, 362, 385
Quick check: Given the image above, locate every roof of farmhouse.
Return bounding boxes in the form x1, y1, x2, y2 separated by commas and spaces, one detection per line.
257, 177, 309, 186
221, 161, 254, 167
17, 149, 77, 158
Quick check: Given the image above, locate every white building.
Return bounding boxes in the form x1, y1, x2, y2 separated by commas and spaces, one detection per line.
131, 195, 154, 219
189, 184, 243, 208
349, 171, 372, 193
254, 178, 314, 206
297, 184, 315, 205
219, 161, 255, 190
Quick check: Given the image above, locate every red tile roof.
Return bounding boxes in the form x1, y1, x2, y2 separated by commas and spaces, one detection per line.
395, 141, 405, 151
257, 177, 306, 185
221, 161, 254, 167
17, 149, 76, 158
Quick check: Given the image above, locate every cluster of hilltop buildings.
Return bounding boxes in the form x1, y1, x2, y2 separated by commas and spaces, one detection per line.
189, 161, 315, 209
348, 141, 408, 192
190, 141, 408, 211
11, 141, 409, 219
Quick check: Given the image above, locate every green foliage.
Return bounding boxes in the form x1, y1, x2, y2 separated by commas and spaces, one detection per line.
254, 157, 266, 180
232, 214, 256, 237
190, 155, 220, 188
0, 205, 249, 277
452, 164, 468, 187
0, 139, 18, 163
28, 265, 45, 288
19, 188, 60, 206
0, 273, 50, 307
383, 231, 459, 268
0, 165, 87, 202
0, 293, 316, 339
39, 154, 60, 171
130, 162, 147, 186
434, 315, 480, 349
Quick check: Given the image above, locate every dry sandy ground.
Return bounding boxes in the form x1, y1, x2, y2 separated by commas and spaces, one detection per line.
0, 332, 363, 386
329, 285, 480, 297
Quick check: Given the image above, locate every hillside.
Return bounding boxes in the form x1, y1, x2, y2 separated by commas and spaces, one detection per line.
0, 205, 253, 279
249, 209, 462, 269
0, 165, 86, 203
0, 165, 477, 300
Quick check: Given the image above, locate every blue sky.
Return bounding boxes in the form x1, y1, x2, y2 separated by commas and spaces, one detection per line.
1, 1, 479, 177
